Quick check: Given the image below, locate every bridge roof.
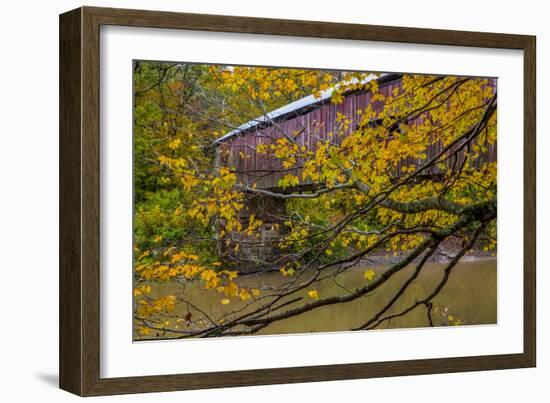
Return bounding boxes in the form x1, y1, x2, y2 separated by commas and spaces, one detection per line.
213, 73, 384, 145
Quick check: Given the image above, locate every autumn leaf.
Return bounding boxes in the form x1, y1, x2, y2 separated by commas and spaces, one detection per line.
364, 269, 376, 281
307, 290, 319, 300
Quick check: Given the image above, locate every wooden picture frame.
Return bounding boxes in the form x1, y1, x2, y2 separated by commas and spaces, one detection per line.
59, 6, 536, 396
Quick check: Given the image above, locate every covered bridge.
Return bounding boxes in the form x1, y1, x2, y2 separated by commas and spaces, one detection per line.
213, 74, 496, 268
214, 74, 403, 190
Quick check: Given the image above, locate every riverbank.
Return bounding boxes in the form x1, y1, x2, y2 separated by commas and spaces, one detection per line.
363, 236, 496, 266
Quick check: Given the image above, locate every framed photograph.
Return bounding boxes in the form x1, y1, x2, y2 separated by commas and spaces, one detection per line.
59, 6, 536, 396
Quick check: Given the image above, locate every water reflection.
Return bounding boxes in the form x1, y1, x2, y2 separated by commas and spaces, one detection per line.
137, 258, 496, 339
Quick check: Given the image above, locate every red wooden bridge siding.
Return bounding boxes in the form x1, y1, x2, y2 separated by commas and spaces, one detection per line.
215, 75, 497, 190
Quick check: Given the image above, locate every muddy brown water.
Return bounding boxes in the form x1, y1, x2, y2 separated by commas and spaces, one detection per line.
135, 258, 496, 339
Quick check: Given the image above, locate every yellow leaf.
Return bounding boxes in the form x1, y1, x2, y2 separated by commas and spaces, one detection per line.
220, 298, 230, 305
307, 290, 319, 300
133, 284, 151, 297
168, 138, 181, 150
364, 269, 376, 281
137, 326, 150, 336
137, 250, 150, 261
